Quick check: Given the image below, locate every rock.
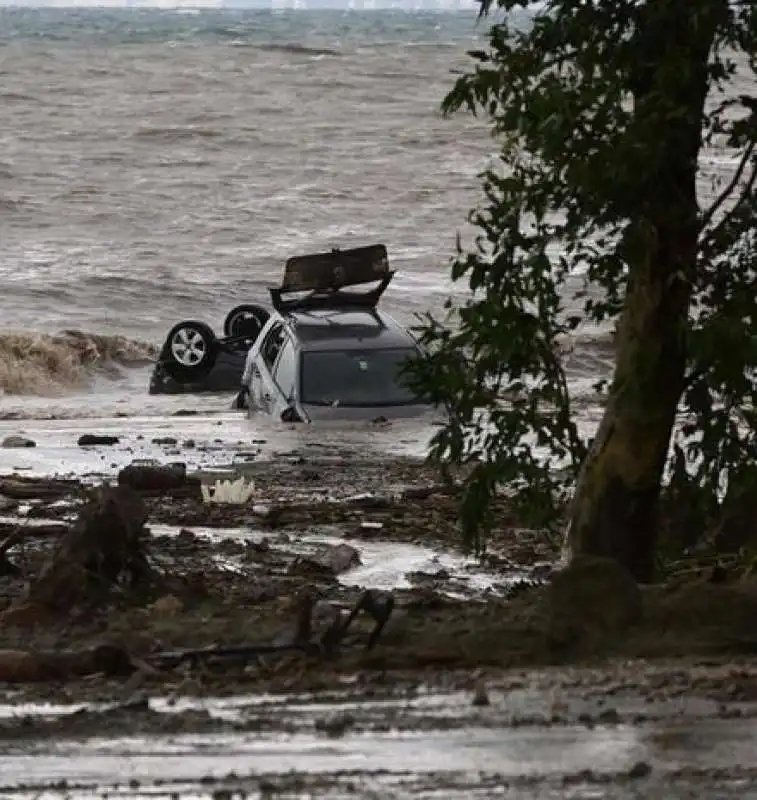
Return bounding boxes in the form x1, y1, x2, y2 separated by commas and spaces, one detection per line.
547, 556, 642, 651
288, 543, 361, 579
288, 557, 338, 581
149, 595, 183, 618
152, 437, 178, 446
251, 503, 273, 519
471, 680, 490, 706
78, 434, 120, 446
314, 711, 355, 738
118, 462, 200, 497
1, 436, 35, 448
406, 568, 451, 587
217, 538, 245, 556
0, 495, 19, 514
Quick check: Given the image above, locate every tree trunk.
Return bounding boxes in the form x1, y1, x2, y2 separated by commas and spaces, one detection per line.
565, 0, 724, 582
565, 254, 691, 581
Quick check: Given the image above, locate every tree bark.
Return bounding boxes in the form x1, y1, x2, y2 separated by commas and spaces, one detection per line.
565, 0, 724, 582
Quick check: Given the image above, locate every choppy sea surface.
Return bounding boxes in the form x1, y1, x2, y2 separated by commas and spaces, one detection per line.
0, 7, 744, 431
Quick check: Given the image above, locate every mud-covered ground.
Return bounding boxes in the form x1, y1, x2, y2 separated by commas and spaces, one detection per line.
1, 456, 757, 797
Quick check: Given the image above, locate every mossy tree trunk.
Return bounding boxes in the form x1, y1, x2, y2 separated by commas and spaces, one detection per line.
565, 0, 724, 582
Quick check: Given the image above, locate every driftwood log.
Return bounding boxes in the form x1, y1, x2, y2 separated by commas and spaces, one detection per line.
0, 643, 135, 683
0, 477, 81, 501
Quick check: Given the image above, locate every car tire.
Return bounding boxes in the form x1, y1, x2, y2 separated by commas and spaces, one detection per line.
161, 320, 218, 381
223, 304, 270, 340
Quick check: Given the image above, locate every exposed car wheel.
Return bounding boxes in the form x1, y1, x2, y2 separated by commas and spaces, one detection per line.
161, 320, 218, 381
223, 304, 270, 340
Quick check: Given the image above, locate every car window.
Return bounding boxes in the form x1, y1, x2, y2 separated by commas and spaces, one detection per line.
300, 347, 421, 407
261, 323, 285, 371
272, 337, 297, 399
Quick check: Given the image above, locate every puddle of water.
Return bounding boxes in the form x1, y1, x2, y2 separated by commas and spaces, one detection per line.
1, 516, 522, 599
149, 522, 515, 598
336, 537, 522, 594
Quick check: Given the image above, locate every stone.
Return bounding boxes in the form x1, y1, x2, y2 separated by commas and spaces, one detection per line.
149, 595, 183, 618
0, 495, 20, 513
288, 543, 361, 579
118, 462, 200, 496
314, 711, 355, 738
1, 436, 35, 448
471, 680, 490, 706
78, 434, 120, 446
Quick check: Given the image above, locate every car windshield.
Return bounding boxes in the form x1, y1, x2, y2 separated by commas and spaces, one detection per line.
300, 347, 421, 407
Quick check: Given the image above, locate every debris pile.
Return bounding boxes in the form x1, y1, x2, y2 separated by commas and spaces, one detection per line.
0, 485, 152, 623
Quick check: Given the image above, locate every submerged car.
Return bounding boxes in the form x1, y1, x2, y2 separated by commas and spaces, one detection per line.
239, 243, 435, 423
148, 302, 271, 395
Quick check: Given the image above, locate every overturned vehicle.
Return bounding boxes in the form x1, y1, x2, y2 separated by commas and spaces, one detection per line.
148, 302, 271, 395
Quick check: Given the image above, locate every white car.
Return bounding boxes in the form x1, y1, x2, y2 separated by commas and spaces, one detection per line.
238, 243, 436, 423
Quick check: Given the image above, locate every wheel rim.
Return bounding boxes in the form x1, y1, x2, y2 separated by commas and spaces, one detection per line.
170, 328, 207, 367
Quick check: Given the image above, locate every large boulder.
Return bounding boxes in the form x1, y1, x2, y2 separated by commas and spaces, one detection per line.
546, 555, 643, 654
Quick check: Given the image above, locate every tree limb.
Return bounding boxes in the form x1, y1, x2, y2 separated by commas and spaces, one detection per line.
699, 140, 756, 234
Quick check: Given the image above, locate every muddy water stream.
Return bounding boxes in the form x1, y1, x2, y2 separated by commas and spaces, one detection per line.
1, 688, 757, 798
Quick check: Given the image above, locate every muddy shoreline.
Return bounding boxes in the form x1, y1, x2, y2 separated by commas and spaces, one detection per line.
0, 458, 756, 689
0, 455, 756, 796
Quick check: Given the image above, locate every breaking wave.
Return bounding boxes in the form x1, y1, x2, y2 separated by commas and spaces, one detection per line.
255, 43, 342, 56
0, 330, 157, 397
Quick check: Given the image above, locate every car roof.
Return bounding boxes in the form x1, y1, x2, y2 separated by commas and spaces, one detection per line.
283, 308, 417, 353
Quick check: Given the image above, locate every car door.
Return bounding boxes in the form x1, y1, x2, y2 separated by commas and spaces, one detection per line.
269, 335, 298, 419
251, 322, 285, 414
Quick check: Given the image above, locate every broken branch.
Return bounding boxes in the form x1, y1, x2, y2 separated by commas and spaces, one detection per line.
699, 139, 757, 242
